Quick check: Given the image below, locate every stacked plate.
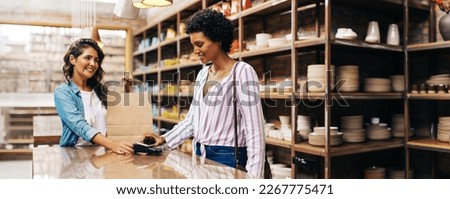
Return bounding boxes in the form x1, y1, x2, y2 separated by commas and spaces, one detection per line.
364, 78, 391, 92
297, 115, 312, 140
336, 65, 359, 92
313, 126, 338, 134
307, 64, 335, 92
387, 167, 414, 179
308, 126, 343, 146
367, 123, 391, 140
426, 74, 450, 86
364, 166, 386, 179
437, 116, 450, 143
341, 115, 365, 143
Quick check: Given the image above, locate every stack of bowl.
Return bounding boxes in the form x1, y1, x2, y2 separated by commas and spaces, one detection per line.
364, 78, 391, 92
256, 33, 272, 49
366, 122, 391, 140
390, 75, 405, 92
307, 64, 335, 92
279, 116, 291, 141
387, 167, 414, 179
297, 115, 312, 140
341, 115, 365, 143
391, 114, 413, 137
336, 65, 359, 92
308, 126, 343, 146
437, 116, 450, 143
364, 166, 386, 179
270, 163, 291, 179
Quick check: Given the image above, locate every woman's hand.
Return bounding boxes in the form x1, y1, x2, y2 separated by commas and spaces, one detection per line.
142, 133, 166, 146
110, 141, 134, 155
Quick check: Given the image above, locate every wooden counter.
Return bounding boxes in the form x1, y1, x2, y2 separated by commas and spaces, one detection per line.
32, 146, 252, 179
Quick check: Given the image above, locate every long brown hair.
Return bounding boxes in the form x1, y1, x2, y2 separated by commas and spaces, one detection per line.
62, 38, 107, 107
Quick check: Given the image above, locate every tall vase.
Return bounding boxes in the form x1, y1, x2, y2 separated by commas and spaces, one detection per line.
439, 13, 450, 41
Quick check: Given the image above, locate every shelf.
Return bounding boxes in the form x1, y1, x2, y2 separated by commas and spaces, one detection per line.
133, 45, 158, 56
159, 93, 193, 97
10, 118, 33, 122
260, 92, 292, 99
295, 92, 326, 100
159, 38, 178, 48
134, 62, 201, 76
295, 92, 403, 100
293, 38, 403, 52
294, 37, 325, 50
293, 138, 404, 157
9, 126, 33, 131
239, 0, 292, 19
407, 137, 450, 153
408, 93, 450, 100
8, 109, 57, 115
407, 41, 450, 52
155, 116, 180, 124
7, 138, 34, 144
161, 61, 201, 72
332, 39, 403, 52
265, 137, 291, 149
239, 44, 291, 58
133, 68, 159, 76
0, 149, 32, 154
331, 92, 404, 100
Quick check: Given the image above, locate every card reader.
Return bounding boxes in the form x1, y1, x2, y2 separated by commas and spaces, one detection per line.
133, 142, 163, 156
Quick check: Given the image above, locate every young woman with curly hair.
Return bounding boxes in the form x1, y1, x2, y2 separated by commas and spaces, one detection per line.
148, 9, 265, 178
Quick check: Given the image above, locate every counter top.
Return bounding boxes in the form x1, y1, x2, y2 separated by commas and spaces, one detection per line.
32, 146, 252, 179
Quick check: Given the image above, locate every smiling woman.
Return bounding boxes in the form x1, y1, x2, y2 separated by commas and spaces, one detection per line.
145, 9, 266, 178
54, 38, 134, 155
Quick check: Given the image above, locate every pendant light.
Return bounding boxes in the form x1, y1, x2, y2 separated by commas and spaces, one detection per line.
132, 0, 173, 8
114, 0, 140, 19
132, 0, 153, 8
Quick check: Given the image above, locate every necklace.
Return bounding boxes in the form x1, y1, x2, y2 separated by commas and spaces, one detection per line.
209, 67, 217, 75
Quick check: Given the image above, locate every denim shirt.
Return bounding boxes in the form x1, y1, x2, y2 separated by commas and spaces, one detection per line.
54, 80, 99, 146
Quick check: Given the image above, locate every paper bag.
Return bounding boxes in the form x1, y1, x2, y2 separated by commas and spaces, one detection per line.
107, 91, 153, 142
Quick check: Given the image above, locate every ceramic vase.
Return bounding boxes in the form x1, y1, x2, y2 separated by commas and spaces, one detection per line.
439, 14, 450, 41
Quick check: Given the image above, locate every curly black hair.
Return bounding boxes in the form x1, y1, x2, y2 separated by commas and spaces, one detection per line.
62, 38, 107, 107
185, 9, 235, 53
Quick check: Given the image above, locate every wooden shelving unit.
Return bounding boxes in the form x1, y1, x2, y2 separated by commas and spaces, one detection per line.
131, 0, 450, 179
